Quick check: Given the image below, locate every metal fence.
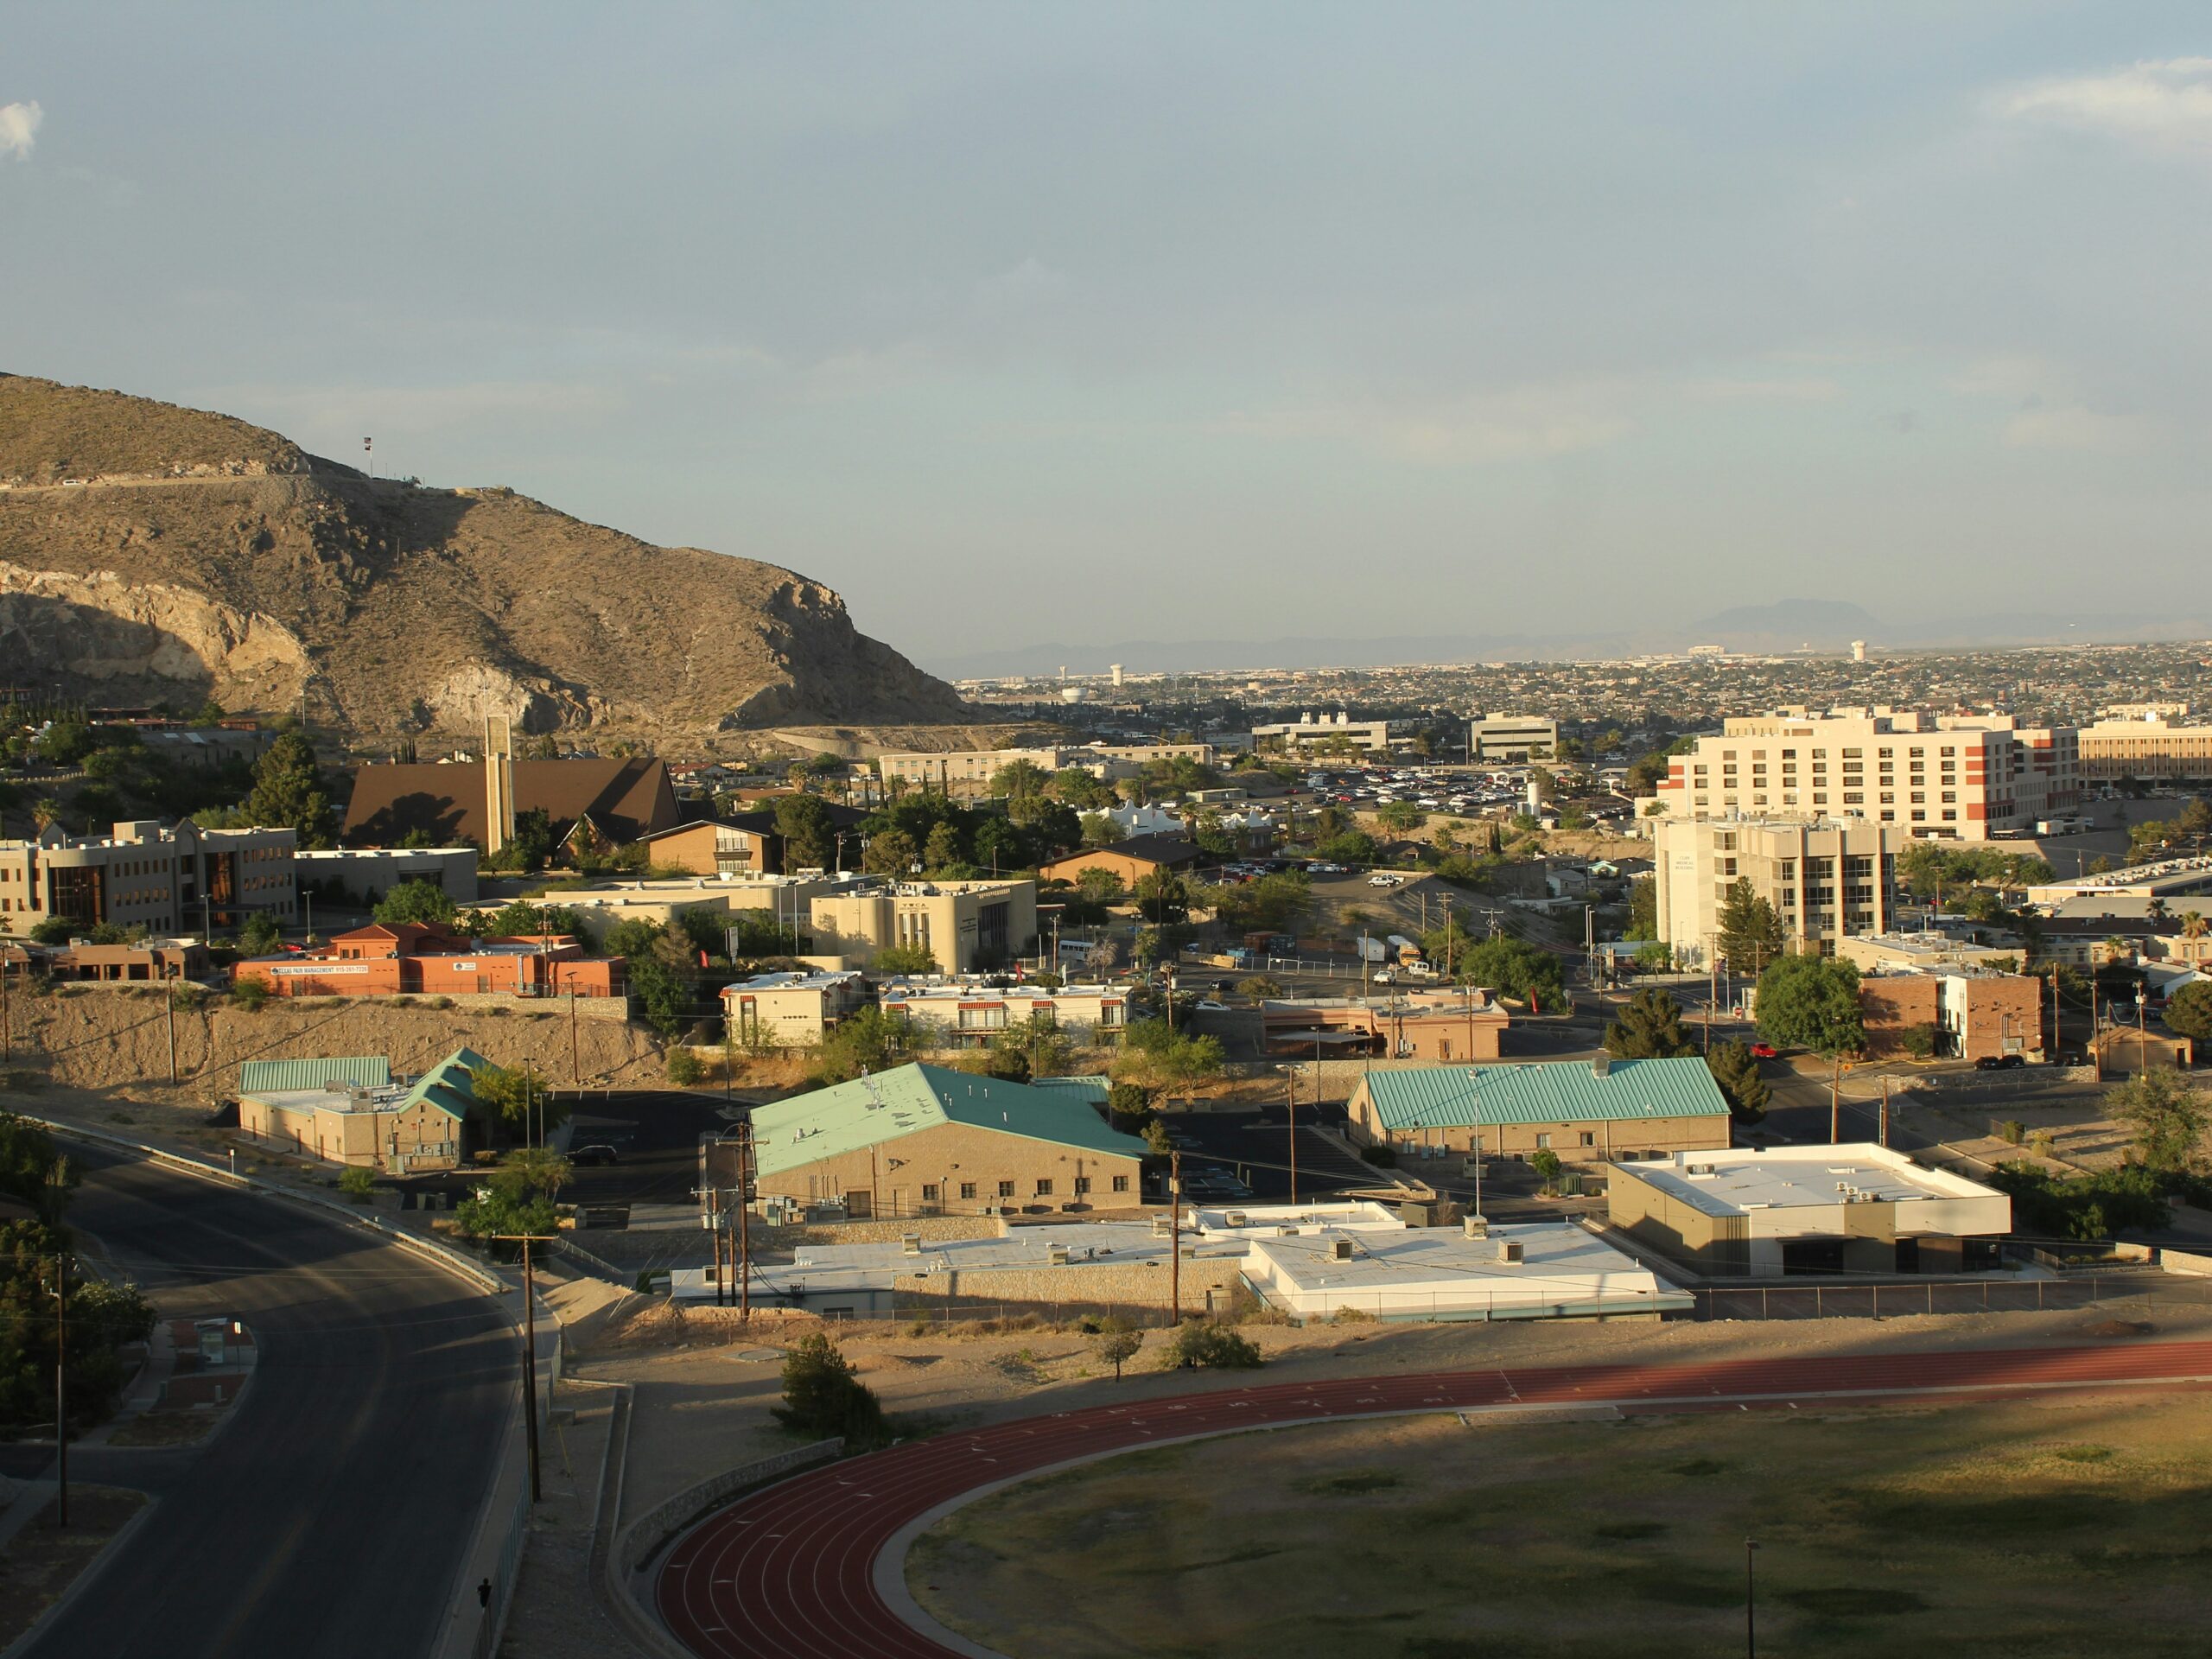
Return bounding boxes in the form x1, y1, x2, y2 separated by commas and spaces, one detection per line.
1691, 1270, 2211, 1322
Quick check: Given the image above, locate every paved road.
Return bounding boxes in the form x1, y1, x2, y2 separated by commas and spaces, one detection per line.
11, 1149, 515, 1659
657, 1338, 2212, 1659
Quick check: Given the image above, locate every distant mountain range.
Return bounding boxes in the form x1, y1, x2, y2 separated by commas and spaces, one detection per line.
926, 599, 2212, 678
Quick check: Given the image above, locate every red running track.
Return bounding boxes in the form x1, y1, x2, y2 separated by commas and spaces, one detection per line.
656, 1339, 2212, 1658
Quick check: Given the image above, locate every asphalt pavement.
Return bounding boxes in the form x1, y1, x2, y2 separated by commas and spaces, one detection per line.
9, 1149, 516, 1659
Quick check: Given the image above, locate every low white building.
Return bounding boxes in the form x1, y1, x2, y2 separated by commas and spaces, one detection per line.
294, 846, 480, 906
1606, 1143, 2012, 1277
1243, 1220, 1683, 1323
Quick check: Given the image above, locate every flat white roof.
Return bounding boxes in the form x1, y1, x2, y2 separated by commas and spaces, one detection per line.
1188, 1200, 1405, 1236
1613, 1144, 2001, 1218
1245, 1222, 1673, 1318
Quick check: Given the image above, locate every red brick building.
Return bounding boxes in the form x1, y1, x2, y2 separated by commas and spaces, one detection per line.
1859, 969, 2042, 1063
235, 922, 625, 1000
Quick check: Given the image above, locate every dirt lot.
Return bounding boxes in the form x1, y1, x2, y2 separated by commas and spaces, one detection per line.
912, 1389, 2212, 1659
0, 1485, 147, 1650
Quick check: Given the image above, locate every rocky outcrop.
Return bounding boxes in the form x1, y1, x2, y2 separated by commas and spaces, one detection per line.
0, 374, 968, 742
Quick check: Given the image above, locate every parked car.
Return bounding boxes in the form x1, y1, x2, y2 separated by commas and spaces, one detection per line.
1369, 874, 1400, 887
1193, 999, 1230, 1013
1974, 1053, 2026, 1071
1749, 1043, 1777, 1059
569, 1144, 620, 1166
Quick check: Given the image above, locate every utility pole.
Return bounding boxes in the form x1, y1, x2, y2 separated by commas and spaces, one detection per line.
1878, 1076, 1891, 1148
2091, 976, 2101, 1079
1828, 1053, 1841, 1144
737, 1120, 753, 1323
709, 1187, 725, 1306
1286, 1069, 1298, 1205
1169, 1148, 1181, 1323
493, 1233, 554, 1503
569, 993, 580, 1085
164, 969, 178, 1084
53, 1254, 67, 1529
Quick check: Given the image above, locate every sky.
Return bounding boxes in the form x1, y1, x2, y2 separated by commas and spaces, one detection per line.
5, 3, 2212, 666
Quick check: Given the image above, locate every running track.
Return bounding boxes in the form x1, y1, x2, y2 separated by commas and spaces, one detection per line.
657, 1339, 2212, 1658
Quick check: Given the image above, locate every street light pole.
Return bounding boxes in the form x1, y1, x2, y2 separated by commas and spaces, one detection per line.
1745, 1538, 1759, 1657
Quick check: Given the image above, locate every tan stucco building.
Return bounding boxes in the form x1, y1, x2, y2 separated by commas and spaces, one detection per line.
0, 819, 296, 935
1653, 816, 1904, 968
2077, 715, 2212, 784
807, 879, 1037, 973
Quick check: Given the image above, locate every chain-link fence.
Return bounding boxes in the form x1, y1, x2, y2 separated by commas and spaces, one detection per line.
1691, 1270, 2209, 1321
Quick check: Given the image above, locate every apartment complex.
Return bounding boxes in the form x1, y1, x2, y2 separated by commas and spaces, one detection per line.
1653, 816, 1903, 967
1467, 714, 1559, 761
2076, 715, 2212, 783
1647, 709, 2082, 841
876, 978, 1132, 1044
806, 879, 1037, 973
0, 819, 296, 933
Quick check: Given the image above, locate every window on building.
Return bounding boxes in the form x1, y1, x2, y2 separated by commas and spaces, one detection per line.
922, 1184, 941, 1203
960, 1181, 978, 1200
1535, 1133, 1552, 1149
1112, 1174, 1129, 1192
1580, 1131, 1595, 1147
1073, 1176, 1090, 1194
1035, 1179, 1054, 1197
997, 1180, 1015, 1198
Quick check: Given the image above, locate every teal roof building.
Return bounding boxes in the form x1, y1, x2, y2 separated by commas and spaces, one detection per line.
1349, 1056, 1731, 1160
749, 1063, 1149, 1213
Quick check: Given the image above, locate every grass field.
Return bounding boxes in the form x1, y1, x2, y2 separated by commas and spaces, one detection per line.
907, 1392, 2212, 1658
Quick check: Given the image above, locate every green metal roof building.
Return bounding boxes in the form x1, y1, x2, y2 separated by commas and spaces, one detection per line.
748, 1062, 1149, 1217
237, 1057, 391, 1095
1348, 1055, 1732, 1165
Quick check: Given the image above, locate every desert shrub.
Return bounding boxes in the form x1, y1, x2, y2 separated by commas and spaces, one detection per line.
338, 1166, 377, 1203
230, 979, 269, 1012
665, 1049, 706, 1086
1163, 1321, 1262, 1370
774, 1333, 887, 1446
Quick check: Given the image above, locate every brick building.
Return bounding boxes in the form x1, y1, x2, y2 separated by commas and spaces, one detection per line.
1034, 836, 1202, 891
1261, 993, 1508, 1062
234, 922, 624, 999
1859, 969, 2043, 1063
236, 1049, 482, 1172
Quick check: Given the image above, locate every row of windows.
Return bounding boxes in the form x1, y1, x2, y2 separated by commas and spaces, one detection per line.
921, 1175, 1129, 1200
1714, 745, 1961, 761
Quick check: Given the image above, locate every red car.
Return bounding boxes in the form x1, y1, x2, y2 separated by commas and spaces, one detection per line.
1750, 1043, 1778, 1059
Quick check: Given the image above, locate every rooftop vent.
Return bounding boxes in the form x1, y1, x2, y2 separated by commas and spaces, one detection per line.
1497, 1239, 1525, 1265
1592, 1052, 1611, 1078
1048, 1243, 1071, 1266
1463, 1214, 1491, 1239
1224, 1211, 1249, 1229
901, 1233, 923, 1255
1331, 1237, 1355, 1261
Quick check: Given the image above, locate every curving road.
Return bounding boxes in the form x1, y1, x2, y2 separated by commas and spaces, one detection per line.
658, 1338, 2212, 1659
0, 1147, 515, 1658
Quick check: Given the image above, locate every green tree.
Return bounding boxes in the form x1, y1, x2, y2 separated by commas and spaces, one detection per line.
665, 1048, 706, 1086
241, 733, 334, 845
1705, 1041, 1770, 1123
1095, 1324, 1143, 1381
989, 759, 1051, 801
1376, 800, 1426, 833
1459, 937, 1566, 1008
1714, 878, 1783, 976
1897, 1023, 1938, 1059
0, 1116, 78, 1220
773, 792, 836, 870
989, 1012, 1073, 1080
374, 879, 458, 926
773, 1333, 886, 1445
862, 829, 918, 875
817, 1006, 919, 1083
872, 942, 938, 976
922, 822, 964, 871
1134, 870, 1191, 925
1632, 942, 1673, 973
2164, 982, 2212, 1045
2107, 1069, 2209, 1175
1529, 1147, 1564, 1192
1319, 830, 1378, 865
338, 1166, 378, 1203
467, 1063, 563, 1135
1603, 988, 1695, 1059
1753, 955, 1864, 1057
626, 950, 696, 1038
1143, 1118, 1174, 1156
1116, 1017, 1224, 1098
1079, 812, 1120, 849
237, 911, 283, 957
1626, 875, 1657, 942
1076, 866, 1127, 905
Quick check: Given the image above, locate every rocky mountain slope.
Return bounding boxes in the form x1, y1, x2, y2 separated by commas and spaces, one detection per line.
0, 374, 967, 744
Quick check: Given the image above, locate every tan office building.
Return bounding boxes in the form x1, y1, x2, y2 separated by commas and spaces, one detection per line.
1653, 816, 1903, 968
2077, 715, 2212, 784
875, 747, 1090, 792
1645, 709, 2081, 841
0, 819, 296, 935
807, 879, 1038, 973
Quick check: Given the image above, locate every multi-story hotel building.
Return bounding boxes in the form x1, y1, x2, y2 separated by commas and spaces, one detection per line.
1645, 709, 2080, 842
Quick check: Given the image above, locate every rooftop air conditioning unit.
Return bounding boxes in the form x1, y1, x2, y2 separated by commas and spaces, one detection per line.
1463, 1214, 1491, 1239
901, 1233, 923, 1255
1048, 1243, 1071, 1266
1497, 1239, 1525, 1265
1151, 1214, 1174, 1236
1224, 1211, 1249, 1229
1331, 1237, 1355, 1261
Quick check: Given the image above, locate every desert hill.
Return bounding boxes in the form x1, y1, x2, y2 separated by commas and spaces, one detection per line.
0, 374, 968, 745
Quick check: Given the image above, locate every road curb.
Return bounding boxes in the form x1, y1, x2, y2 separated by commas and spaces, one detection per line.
0, 1491, 162, 1659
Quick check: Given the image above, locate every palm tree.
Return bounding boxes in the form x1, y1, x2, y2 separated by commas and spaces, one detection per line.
2148, 896, 2171, 925
29, 798, 60, 832
2181, 911, 2208, 940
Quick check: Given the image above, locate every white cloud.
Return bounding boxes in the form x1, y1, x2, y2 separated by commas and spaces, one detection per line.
0, 101, 41, 161
2002, 404, 2150, 452
1684, 377, 1840, 405
1994, 58, 2212, 155
1222, 382, 1633, 465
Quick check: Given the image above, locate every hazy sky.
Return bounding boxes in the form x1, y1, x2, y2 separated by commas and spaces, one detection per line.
6, 4, 2211, 660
